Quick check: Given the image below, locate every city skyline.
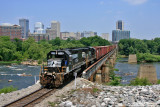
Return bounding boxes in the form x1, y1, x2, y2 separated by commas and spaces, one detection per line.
0, 0, 160, 40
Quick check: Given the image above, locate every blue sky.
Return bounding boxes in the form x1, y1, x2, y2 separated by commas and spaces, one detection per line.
0, 0, 160, 40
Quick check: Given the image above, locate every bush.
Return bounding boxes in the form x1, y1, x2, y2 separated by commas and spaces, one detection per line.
129, 78, 151, 86
0, 86, 17, 94
107, 76, 121, 86
157, 80, 160, 84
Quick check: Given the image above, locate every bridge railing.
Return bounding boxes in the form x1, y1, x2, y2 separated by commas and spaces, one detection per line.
82, 48, 116, 80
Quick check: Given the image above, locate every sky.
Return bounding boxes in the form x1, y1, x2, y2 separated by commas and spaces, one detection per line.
0, 0, 160, 40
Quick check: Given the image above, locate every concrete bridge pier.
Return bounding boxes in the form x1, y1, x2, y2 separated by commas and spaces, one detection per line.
89, 74, 94, 82
101, 64, 110, 83
109, 57, 114, 67
95, 70, 102, 84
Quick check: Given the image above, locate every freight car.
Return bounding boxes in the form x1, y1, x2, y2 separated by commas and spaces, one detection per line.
40, 45, 116, 88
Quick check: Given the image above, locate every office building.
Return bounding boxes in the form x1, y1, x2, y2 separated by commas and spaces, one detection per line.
0, 23, 22, 40
116, 20, 124, 30
112, 30, 130, 41
81, 31, 97, 38
112, 20, 130, 42
19, 19, 29, 39
29, 33, 49, 42
46, 21, 60, 40
60, 32, 81, 40
101, 33, 109, 41
34, 22, 45, 34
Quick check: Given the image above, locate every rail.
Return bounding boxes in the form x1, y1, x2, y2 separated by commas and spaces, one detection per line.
3, 88, 56, 107
82, 48, 116, 79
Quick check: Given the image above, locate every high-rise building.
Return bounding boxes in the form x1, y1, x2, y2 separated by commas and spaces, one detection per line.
116, 20, 124, 30
112, 20, 130, 42
101, 33, 109, 41
19, 19, 29, 39
112, 30, 130, 41
0, 23, 22, 40
34, 22, 45, 34
46, 21, 60, 40
81, 31, 97, 38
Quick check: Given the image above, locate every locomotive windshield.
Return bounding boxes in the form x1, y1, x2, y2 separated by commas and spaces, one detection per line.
47, 51, 68, 67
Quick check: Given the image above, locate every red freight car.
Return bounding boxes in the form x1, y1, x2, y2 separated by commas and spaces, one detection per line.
94, 45, 112, 60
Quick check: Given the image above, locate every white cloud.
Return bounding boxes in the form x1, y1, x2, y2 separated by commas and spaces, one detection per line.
123, 0, 148, 5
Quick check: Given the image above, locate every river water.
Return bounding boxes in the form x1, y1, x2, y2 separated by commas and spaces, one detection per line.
114, 58, 160, 84
0, 64, 40, 90
0, 59, 160, 90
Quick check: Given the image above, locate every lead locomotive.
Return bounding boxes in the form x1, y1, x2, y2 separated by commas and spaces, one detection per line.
40, 47, 96, 87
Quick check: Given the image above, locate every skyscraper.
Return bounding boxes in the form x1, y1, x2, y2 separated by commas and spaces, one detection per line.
34, 22, 45, 34
19, 19, 29, 39
46, 21, 60, 40
112, 30, 130, 41
112, 20, 130, 42
116, 20, 124, 30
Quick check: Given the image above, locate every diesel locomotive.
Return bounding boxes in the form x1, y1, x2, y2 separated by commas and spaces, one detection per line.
40, 45, 116, 87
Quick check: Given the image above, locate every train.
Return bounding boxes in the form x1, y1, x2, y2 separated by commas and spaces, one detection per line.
39, 45, 116, 88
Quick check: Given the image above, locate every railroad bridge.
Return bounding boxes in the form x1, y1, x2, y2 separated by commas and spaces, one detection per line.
82, 47, 118, 83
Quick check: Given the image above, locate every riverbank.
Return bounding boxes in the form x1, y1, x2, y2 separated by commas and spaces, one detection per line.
137, 53, 160, 62
0, 60, 47, 66
0, 61, 21, 64
0, 81, 41, 107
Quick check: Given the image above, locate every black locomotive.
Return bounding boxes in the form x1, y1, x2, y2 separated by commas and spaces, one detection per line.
40, 47, 96, 87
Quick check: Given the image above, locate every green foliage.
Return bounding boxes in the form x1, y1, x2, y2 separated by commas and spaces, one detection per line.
129, 78, 151, 86
93, 88, 101, 93
157, 80, 160, 84
114, 68, 119, 71
107, 66, 122, 86
107, 76, 122, 86
118, 38, 160, 62
48, 101, 58, 107
80, 36, 111, 46
0, 86, 17, 94
136, 53, 160, 62
0, 36, 17, 61
0, 35, 111, 62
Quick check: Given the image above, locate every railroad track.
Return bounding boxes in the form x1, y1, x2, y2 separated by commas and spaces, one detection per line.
3, 88, 56, 107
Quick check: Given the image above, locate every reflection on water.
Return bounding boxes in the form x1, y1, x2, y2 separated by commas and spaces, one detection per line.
114, 58, 160, 84
0, 64, 40, 90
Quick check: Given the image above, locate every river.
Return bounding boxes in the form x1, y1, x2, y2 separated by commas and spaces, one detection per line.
0, 59, 160, 90
114, 58, 160, 84
0, 64, 41, 90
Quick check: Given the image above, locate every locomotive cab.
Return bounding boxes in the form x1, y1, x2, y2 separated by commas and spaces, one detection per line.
46, 50, 69, 73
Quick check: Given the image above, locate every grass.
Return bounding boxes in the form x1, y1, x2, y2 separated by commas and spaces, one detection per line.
48, 101, 59, 107
129, 78, 151, 86
114, 68, 119, 71
157, 80, 160, 84
92, 88, 101, 93
0, 86, 17, 94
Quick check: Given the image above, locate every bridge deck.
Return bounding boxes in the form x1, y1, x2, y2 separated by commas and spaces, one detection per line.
82, 48, 116, 80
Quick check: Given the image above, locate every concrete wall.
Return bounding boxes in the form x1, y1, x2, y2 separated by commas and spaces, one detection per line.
137, 64, 157, 84
128, 54, 137, 63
